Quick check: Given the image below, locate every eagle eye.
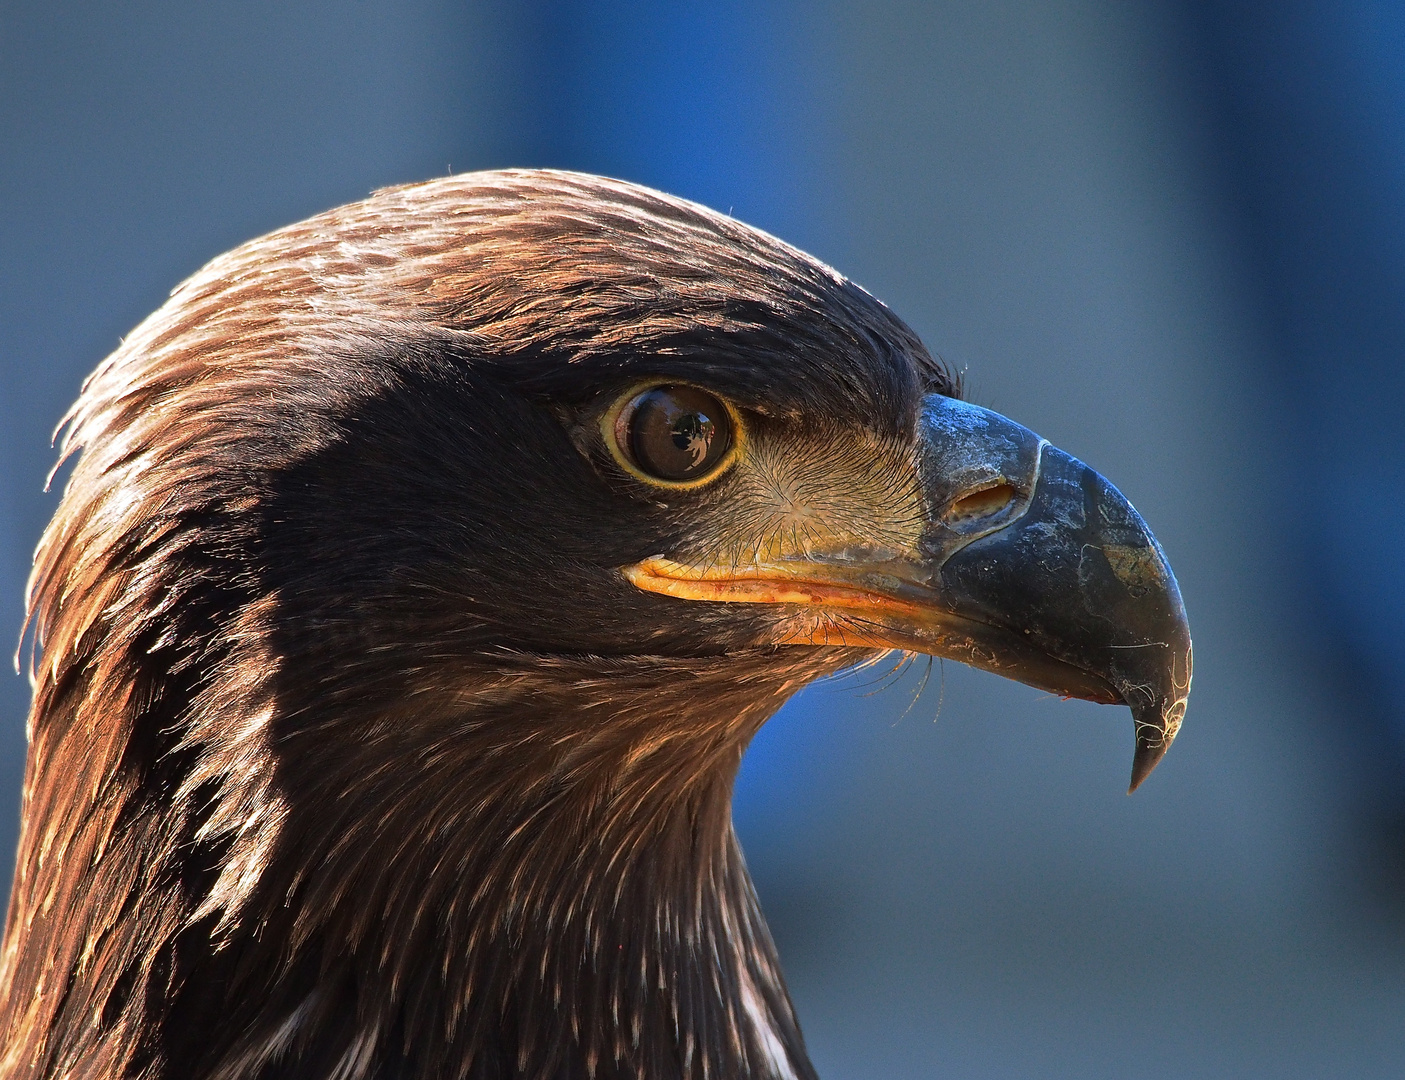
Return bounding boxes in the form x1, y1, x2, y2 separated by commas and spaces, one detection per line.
614, 386, 737, 485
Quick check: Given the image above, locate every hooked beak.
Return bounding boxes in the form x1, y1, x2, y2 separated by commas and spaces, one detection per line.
626, 395, 1192, 793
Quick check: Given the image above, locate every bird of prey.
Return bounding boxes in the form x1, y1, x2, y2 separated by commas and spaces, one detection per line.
0, 170, 1190, 1079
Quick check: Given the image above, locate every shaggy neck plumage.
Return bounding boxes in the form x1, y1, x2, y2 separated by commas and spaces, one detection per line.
3, 638, 836, 1080
214, 654, 820, 1080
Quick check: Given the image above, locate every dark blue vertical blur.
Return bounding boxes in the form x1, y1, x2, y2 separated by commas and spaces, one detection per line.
477, 0, 836, 257
1187, 1, 1405, 808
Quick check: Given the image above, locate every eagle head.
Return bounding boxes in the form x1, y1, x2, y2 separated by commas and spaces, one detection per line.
0, 170, 1190, 1079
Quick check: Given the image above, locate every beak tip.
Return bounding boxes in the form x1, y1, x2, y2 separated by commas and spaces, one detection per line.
1127, 740, 1166, 794
1126, 695, 1186, 794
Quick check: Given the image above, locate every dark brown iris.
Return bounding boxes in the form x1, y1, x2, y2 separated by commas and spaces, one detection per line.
625, 386, 733, 482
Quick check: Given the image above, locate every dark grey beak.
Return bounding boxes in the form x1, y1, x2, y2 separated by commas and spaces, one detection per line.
918, 396, 1192, 792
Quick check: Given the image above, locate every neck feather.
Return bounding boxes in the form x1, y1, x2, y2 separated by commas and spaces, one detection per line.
5, 645, 844, 1080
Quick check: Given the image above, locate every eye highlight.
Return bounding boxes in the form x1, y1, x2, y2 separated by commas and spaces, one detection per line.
610, 385, 739, 487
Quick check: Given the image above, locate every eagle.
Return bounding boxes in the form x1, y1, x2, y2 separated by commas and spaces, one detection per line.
0, 170, 1190, 1079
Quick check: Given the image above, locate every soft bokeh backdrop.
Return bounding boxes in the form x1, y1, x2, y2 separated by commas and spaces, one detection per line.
4, 2, 1404, 1076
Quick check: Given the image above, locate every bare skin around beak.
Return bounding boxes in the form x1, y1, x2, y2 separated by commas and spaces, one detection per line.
628, 395, 1193, 793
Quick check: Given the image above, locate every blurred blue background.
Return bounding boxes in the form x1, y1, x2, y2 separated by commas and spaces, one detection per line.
3, 2, 1405, 1076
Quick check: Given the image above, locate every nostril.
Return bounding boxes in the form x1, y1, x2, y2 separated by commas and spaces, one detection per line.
948, 482, 1016, 522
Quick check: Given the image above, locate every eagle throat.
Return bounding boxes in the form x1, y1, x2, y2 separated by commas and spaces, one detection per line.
4, 630, 836, 1080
